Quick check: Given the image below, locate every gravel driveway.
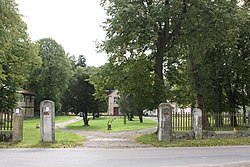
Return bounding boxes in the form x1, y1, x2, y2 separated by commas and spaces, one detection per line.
56, 116, 157, 149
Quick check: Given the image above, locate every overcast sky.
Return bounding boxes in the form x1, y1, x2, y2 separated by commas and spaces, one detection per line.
16, 0, 108, 67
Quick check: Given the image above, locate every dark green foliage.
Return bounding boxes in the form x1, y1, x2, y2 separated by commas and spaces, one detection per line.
61, 67, 104, 126
97, 0, 250, 127
27, 38, 71, 113
0, 0, 40, 110
76, 55, 86, 68
99, 0, 191, 106
90, 57, 157, 121
62, 67, 96, 115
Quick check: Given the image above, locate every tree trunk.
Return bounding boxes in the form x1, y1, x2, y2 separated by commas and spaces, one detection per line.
127, 113, 133, 121
214, 84, 223, 127
243, 103, 246, 123
188, 54, 209, 129
92, 112, 96, 120
242, 87, 246, 123
154, 39, 166, 105
154, 0, 170, 104
227, 89, 238, 127
123, 114, 126, 124
155, 44, 164, 82
197, 93, 209, 129
83, 112, 89, 126
138, 110, 143, 123
154, 24, 168, 134
210, 53, 223, 127
153, 0, 187, 132
139, 116, 143, 123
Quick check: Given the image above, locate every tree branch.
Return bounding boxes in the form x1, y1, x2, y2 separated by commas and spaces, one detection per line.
169, 0, 189, 39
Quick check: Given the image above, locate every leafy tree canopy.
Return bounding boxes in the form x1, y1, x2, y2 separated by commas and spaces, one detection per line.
27, 38, 71, 113
0, 0, 40, 110
97, 0, 249, 116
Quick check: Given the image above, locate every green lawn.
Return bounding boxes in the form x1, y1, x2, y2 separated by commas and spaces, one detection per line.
136, 133, 250, 147
67, 116, 157, 132
0, 116, 84, 148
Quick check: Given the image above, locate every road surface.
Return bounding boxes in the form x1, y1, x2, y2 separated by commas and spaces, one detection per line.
1, 146, 250, 167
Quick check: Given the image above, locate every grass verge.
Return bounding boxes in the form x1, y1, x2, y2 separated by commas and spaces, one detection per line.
136, 133, 250, 147
0, 116, 84, 148
67, 116, 157, 132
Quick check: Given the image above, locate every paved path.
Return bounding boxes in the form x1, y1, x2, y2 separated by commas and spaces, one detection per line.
56, 116, 157, 148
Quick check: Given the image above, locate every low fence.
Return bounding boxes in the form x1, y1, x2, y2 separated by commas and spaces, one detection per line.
172, 111, 249, 132
204, 112, 248, 131
172, 111, 193, 131
0, 110, 14, 141
159, 104, 250, 142
0, 111, 13, 131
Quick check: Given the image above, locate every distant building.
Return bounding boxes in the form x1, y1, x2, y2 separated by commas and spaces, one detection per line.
18, 89, 35, 117
107, 90, 121, 116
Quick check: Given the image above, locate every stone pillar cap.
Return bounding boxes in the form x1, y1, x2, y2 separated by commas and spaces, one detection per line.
193, 108, 202, 116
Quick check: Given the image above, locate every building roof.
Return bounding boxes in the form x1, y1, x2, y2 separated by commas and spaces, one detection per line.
19, 89, 35, 96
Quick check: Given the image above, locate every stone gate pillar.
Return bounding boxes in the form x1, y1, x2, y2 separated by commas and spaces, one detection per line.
193, 108, 203, 139
40, 100, 55, 142
13, 107, 24, 142
158, 103, 173, 142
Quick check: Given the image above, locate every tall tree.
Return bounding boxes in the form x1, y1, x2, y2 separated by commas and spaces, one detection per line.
182, 1, 240, 114
61, 67, 99, 126
100, 1, 241, 107
27, 38, 71, 113
0, 0, 40, 110
166, 1, 249, 126
100, 0, 190, 104
98, 0, 249, 128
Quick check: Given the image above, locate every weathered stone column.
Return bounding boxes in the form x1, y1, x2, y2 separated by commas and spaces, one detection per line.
158, 103, 173, 142
40, 100, 55, 142
193, 108, 203, 140
13, 107, 24, 142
